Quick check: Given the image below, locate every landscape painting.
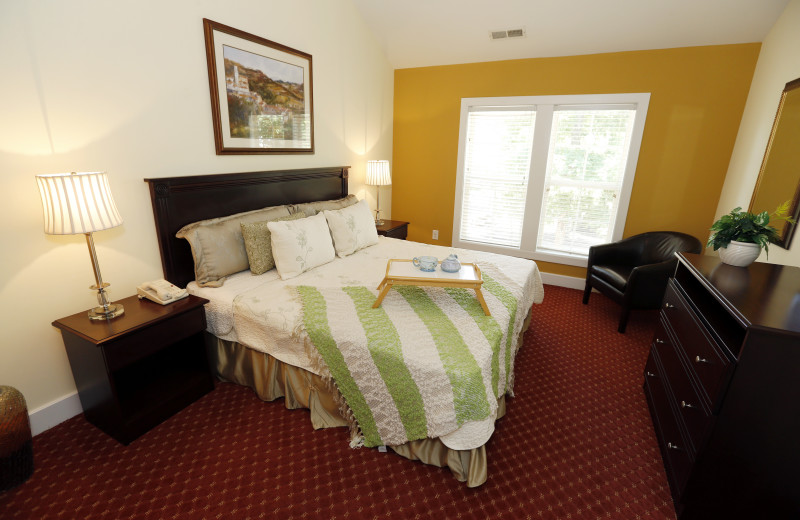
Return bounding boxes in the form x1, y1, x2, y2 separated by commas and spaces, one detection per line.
203, 19, 314, 154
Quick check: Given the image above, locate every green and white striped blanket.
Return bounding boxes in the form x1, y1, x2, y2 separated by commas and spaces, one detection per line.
295, 266, 531, 448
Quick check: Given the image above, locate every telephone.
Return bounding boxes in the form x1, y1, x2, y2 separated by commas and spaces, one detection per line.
137, 279, 189, 305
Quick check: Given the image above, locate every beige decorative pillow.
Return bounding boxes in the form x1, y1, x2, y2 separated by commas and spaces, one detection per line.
176, 205, 290, 286
289, 194, 358, 217
268, 212, 336, 280
241, 212, 307, 275
323, 199, 379, 257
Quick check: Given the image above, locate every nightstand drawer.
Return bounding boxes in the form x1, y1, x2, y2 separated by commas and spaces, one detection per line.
383, 226, 407, 239
662, 282, 732, 406
652, 317, 712, 454
104, 306, 206, 372
376, 220, 409, 240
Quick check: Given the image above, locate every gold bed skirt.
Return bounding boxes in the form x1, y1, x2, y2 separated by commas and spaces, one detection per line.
207, 336, 496, 487
206, 310, 529, 488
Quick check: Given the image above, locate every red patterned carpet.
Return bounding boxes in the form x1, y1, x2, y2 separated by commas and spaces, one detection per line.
1, 285, 675, 519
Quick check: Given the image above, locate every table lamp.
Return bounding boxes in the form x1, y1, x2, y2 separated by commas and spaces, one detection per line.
36, 172, 125, 320
366, 160, 391, 225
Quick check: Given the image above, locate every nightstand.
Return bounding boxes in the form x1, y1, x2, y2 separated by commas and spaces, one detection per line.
376, 220, 409, 240
52, 294, 214, 444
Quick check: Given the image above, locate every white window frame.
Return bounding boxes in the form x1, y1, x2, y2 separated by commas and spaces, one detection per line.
452, 93, 650, 267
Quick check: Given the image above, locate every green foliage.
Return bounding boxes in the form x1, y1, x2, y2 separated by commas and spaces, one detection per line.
227, 93, 254, 138
707, 202, 796, 258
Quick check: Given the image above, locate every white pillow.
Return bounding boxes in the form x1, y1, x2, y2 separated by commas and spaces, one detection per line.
323, 199, 379, 257
268, 212, 336, 280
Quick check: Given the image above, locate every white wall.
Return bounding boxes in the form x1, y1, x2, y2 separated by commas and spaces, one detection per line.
714, 0, 800, 266
0, 0, 393, 421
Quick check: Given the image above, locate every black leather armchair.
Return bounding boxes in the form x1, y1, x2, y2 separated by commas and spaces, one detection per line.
582, 231, 702, 333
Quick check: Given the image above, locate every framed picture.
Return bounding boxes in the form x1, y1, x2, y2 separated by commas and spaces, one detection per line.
203, 19, 314, 154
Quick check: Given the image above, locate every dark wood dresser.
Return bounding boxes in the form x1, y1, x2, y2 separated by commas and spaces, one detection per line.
644, 253, 800, 519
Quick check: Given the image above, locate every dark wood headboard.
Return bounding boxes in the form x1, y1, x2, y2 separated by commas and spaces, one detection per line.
144, 166, 349, 288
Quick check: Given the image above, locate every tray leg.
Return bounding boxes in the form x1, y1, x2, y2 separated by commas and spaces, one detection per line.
373, 283, 393, 308
475, 288, 491, 316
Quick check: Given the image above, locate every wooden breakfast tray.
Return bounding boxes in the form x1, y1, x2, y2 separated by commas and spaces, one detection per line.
373, 259, 490, 316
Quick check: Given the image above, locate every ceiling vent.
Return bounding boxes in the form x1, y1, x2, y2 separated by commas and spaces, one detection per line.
489, 28, 526, 41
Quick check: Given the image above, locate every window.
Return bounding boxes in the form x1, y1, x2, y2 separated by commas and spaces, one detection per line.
459, 107, 535, 248
453, 94, 649, 267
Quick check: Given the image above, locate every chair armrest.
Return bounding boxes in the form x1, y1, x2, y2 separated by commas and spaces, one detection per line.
625, 258, 678, 307
587, 238, 641, 270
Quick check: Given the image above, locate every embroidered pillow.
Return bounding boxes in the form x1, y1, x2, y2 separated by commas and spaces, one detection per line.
323, 199, 379, 257
176, 205, 290, 287
268, 212, 336, 280
241, 212, 307, 275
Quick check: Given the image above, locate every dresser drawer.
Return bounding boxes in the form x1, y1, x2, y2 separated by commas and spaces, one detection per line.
644, 349, 693, 499
662, 282, 732, 407
652, 318, 712, 454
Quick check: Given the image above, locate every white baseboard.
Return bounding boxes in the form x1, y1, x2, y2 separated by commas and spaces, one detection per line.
540, 272, 585, 290
29, 391, 83, 436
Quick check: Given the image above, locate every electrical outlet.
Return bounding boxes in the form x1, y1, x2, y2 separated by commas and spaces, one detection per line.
432, 230, 439, 240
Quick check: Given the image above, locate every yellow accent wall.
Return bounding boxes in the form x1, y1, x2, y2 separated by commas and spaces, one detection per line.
392, 44, 761, 278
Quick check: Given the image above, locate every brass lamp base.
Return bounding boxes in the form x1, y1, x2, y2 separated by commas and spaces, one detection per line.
374, 186, 386, 227
84, 233, 124, 321
88, 303, 125, 321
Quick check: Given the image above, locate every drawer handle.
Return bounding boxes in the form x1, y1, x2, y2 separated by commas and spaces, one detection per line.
695, 355, 711, 364
667, 442, 682, 451
680, 400, 695, 409
645, 371, 657, 378
664, 303, 675, 309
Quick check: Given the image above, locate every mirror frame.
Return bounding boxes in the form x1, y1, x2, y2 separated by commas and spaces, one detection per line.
749, 77, 800, 250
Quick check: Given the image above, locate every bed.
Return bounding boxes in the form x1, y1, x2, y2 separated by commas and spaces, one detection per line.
144, 166, 544, 486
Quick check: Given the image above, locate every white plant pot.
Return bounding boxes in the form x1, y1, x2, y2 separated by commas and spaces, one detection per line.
718, 241, 761, 267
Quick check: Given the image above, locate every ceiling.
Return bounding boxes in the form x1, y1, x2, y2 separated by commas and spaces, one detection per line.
351, 0, 790, 69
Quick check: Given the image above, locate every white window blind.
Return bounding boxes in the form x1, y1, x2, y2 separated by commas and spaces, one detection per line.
460, 107, 535, 248
537, 106, 636, 256
453, 94, 649, 267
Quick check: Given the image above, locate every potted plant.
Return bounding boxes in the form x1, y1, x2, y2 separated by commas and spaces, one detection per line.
707, 201, 795, 266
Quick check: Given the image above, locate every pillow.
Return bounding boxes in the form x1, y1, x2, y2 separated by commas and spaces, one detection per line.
289, 194, 358, 217
323, 199, 379, 257
268, 212, 336, 280
241, 212, 307, 275
176, 205, 290, 287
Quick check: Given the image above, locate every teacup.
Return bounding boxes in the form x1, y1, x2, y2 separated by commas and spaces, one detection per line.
412, 256, 438, 272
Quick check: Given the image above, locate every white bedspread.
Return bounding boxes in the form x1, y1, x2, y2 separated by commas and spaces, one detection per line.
189, 237, 544, 449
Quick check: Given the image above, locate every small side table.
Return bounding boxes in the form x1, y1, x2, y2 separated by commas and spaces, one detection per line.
52, 294, 214, 444
376, 220, 409, 240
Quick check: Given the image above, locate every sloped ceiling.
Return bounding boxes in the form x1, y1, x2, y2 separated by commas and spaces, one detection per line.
351, 0, 789, 69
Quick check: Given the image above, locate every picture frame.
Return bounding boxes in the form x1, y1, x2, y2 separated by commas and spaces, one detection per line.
203, 19, 314, 155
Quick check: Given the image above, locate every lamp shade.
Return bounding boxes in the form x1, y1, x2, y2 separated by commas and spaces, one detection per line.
366, 160, 391, 186
35, 172, 123, 235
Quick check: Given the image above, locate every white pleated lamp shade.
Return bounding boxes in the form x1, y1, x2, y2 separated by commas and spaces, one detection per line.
35, 172, 123, 235
366, 160, 391, 186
